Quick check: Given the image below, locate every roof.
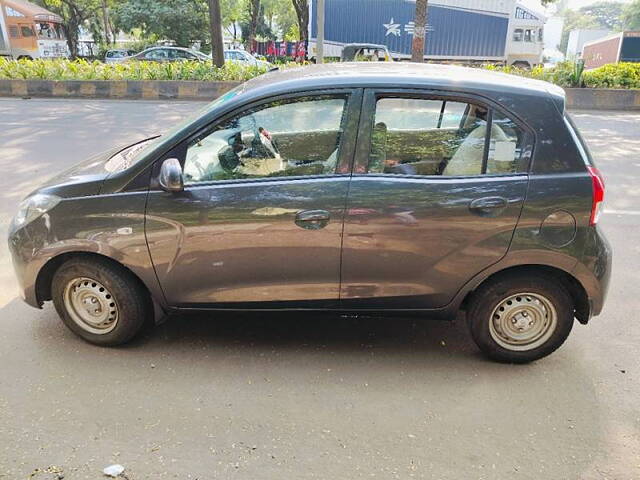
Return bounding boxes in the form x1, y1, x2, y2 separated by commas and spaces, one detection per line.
3, 0, 63, 22
241, 62, 562, 100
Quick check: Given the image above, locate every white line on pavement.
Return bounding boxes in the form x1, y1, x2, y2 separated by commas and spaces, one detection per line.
605, 209, 640, 216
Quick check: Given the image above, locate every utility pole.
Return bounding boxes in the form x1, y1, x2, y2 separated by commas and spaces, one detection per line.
208, 0, 225, 67
411, 0, 428, 62
316, 0, 324, 63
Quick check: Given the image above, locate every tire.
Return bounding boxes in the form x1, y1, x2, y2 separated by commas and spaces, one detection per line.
51, 257, 150, 346
467, 273, 574, 363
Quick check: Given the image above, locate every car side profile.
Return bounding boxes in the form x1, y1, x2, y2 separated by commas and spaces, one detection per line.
224, 49, 270, 68
123, 46, 210, 63
8, 63, 611, 363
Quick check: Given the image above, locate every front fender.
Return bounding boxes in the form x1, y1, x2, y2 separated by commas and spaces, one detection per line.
9, 193, 166, 311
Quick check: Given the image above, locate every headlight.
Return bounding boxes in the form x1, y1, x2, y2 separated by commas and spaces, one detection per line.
13, 194, 61, 228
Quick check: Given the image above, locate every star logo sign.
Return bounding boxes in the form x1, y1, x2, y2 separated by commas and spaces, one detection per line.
383, 18, 401, 36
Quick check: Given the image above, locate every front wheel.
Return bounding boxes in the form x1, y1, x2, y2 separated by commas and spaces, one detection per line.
52, 257, 150, 346
467, 274, 574, 363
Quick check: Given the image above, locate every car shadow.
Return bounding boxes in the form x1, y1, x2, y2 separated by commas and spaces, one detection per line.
131, 310, 482, 361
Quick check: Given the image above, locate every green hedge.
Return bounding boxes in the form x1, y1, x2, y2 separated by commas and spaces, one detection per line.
1, 57, 639, 89
582, 63, 640, 89
0, 57, 269, 81
485, 61, 640, 89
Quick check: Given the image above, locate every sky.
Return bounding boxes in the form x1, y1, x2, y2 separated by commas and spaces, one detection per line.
520, 0, 631, 15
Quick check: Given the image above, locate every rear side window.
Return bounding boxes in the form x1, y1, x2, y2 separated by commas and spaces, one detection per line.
367, 96, 530, 177
564, 113, 593, 166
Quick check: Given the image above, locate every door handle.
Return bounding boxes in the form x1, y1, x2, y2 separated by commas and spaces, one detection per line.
469, 196, 508, 217
295, 209, 330, 230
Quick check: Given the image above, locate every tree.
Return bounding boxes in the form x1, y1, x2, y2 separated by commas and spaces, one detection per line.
246, 0, 260, 50
239, 1, 275, 47
220, 0, 243, 42
291, 0, 308, 43
35, 0, 102, 57
208, 0, 224, 66
263, 0, 296, 38
579, 1, 624, 30
622, 0, 640, 30
559, 9, 599, 54
114, 0, 209, 48
411, 0, 428, 62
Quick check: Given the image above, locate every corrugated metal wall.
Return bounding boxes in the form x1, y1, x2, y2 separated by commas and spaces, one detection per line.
583, 36, 621, 69
311, 0, 509, 58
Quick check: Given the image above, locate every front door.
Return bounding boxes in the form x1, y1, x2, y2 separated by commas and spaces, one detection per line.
145, 90, 361, 307
340, 89, 532, 309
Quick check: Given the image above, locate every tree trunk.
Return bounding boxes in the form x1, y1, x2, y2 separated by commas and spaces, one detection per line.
101, 0, 111, 45
64, 11, 80, 58
411, 0, 428, 62
208, 0, 225, 67
292, 0, 308, 44
247, 0, 260, 53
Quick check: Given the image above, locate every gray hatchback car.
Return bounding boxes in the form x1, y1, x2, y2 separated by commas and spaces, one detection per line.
8, 63, 611, 363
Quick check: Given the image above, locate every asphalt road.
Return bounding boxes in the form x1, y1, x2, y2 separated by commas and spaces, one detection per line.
0, 98, 638, 480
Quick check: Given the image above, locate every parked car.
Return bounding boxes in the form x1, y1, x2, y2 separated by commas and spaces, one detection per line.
224, 49, 270, 67
104, 48, 136, 63
8, 63, 611, 363
340, 43, 393, 62
124, 46, 210, 63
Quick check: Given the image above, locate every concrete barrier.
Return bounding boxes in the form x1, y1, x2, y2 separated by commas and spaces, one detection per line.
565, 88, 640, 110
0, 79, 241, 100
0, 80, 638, 109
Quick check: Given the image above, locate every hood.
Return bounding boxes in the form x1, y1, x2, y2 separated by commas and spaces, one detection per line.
32, 148, 118, 199
31, 137, 158, 199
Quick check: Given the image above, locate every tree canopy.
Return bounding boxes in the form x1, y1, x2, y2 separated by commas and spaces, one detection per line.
622, 0, 640, 30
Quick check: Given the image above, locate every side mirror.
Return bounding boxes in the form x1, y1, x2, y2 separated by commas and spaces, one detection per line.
159, 158, 184, 192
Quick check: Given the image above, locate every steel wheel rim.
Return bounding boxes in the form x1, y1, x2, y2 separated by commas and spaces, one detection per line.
63, 277, 119, 334
489, 292, 557, 351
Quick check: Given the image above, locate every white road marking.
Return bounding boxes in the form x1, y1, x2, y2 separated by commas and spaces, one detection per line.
605, 209, 640, 216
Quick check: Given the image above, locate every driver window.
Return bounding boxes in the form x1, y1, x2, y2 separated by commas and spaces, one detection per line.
183, 95, 348, 183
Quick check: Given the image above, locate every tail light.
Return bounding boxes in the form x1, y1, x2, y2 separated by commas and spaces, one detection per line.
587, 166, 605, 226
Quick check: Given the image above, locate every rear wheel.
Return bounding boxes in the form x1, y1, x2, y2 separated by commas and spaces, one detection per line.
52, 257, 150, 346
467, 274, 574, 363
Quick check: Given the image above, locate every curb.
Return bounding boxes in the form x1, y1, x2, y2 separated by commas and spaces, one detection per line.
564, 88, 640, 110
0, 79, 241, 100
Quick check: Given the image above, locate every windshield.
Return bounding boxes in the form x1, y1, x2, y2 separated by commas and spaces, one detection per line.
104, 85, 244, 173
104, 138, 158, 173
36, 22, 65, 40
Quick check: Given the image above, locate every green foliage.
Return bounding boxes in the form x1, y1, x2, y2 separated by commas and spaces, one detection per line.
622, 0, 640, 30
579, 1, 625, 30
0, 57, 269, 81
484, 61, 586, 88
583, 63, 640, 89
3, 58, 638, 90
559, 10, 600, 54
113, 0, 210, 47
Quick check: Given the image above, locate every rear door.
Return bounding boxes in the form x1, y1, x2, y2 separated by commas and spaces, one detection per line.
340, 89, 533, 309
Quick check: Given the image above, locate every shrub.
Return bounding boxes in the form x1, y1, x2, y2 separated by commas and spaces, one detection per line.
582, 62, 640, 89
483, 61, 585, 88
1, 57, 639, 90
0, 57, 270, 82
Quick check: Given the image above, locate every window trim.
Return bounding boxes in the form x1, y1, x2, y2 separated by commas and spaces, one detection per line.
156, 88, 363, 189
354, 88, 534, 179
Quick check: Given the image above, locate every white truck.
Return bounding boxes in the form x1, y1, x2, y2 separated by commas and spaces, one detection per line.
0, 0, 68, 59
308, 0, 545, 67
